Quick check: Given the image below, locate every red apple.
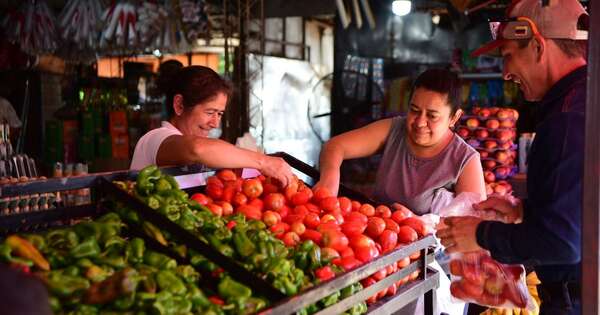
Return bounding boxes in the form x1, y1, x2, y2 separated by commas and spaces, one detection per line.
489, 107, 500, 115
472, 107, 482, 115
499, 141, 513, 150
466, 118, 480, 128
496, 109, 510, 119
493, 184, 508, 196
495, 151, 509, 163
484, 170, 496, 183
486, 183, 495, 196
457, 127, 470, 138
475, 129, 489, 139
494, 166, 510, 179
483, 160, 497, 170
500, 119, 515, 128
483, 140, 498, 150
486, 119, 500, 130
511, 109, 519, 120
479, 150, 489, 159
479, 108, 491, 118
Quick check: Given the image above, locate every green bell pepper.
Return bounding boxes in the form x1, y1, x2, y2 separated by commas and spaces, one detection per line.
136, 165, 160, 196
232, 229, 255, 257
47, 272, 90, 297
156, 270, 187, 295
144, 251, 177, 270
218, 276, 252, 301
70, 238, 101, 259
125, 237, 145, 264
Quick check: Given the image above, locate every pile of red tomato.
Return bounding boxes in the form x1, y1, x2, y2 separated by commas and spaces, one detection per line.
190, 169, 432, 304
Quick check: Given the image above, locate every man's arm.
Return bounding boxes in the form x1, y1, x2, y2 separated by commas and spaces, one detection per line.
476, 113, 583, 265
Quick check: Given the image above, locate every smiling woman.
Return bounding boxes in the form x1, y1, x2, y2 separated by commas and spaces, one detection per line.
130, 66, 295, 187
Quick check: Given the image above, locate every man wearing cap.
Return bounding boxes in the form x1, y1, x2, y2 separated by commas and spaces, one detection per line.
437, 0, 588, 313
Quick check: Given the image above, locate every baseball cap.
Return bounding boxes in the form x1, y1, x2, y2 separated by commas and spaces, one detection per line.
471, 0, 588, 57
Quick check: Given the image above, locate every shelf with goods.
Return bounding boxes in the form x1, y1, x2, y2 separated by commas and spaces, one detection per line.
0, 152, 439, 315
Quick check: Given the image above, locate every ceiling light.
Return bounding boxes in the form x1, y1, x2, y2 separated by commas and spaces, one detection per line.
432, 14, 440, 24
392, 0, 412, 16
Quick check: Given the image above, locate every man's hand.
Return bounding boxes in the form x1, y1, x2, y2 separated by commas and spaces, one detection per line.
258, 156, 294, 188
436, 216, 484, 254
474, 196, 523, 223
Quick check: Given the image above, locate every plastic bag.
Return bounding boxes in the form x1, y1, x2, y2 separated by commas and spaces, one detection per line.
449, 251, 533, 310
439, 193, 535, 310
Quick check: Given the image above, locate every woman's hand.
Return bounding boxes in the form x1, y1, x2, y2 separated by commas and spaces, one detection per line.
313, 171, 341, 196
258, 156, 295, 188
473, 196, 523, 223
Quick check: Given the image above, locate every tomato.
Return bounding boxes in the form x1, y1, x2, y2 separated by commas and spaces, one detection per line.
320, 247, 340, 261
301, 229, 322, 244
335, 256, 361, 271
290, 221, 306, 235
270, 222, 290, 235
479, 292, 506, 307
206, 203, 223, 217
359, 204, 375, 217
384, 218, 400, 234
459, 279, 484, 297
217, 169, 237, 181
372, 268, 387, 281
293, 205, 309, 216
257, 175, 266, 182
226, 221, 237, 230
263, 182, 279, 195
205, 184, 223, 200
387, 283, 398, 297
215, 201, 233, 216
350, 234, 376, 250
449, 259, 463, 276
242, 178, 264, 199
206, 176, 224, 188
317, 221, 340, 232
354, 244, 379, 263
236, 204, 262, 220
315, 266, 336, 281
282, 232, 300, 247
391, 210, 409, 224
462, 262, 485, 286
361, 276, 376, 289
396, 257, 410, 268
409, 251, 421, 260
351, 200, 361, 212
263, 193, 286, 211
232, 192, 248, 207
375, 205, 392, 218
481, 256, 502, 278
320, 214, 337, 224
291, 190, 311, 206
409, 270, 420, 281
400, 217, 427, 237
366, 217, 386, 238
378, 230, 398, 253
303, 212, 321, 229
320, 196, 341, 213
341, 221, 367, 237
339, 247, 354, 258
283, 176, 299, 200
208, 296, 225, 305
345, 212, 368, 225
502, 282, 527, 308
248, 198, 264, 210
262, 210, 281, 226
322, 230, 349, 252
276, 204, 289, 219
483, 276, 505, 295
397, 226, 418, 243
221, 184, 237, 202
190, 193, 210, 205
450, 282, 469, 300
284, 214, 306, 225
305, 203, 320, 214
331, 211, 345, 225
338, 197, 352, 215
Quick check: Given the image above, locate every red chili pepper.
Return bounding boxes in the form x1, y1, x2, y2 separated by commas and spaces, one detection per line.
10, 262, 30, 274
226, 221, 237, 230
208, 296, 225, 305
315, 266, 335, 281
211, 268, 225, 278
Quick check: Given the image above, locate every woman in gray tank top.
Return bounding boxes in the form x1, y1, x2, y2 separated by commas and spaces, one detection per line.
316, 69, 486, 315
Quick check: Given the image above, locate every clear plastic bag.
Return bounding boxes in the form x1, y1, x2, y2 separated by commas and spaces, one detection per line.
439, 193, 535, 310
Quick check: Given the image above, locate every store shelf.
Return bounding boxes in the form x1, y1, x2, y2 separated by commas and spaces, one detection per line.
459, 72, 503, 79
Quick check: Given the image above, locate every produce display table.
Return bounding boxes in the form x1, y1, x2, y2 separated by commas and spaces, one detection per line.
0, 153, 439, 314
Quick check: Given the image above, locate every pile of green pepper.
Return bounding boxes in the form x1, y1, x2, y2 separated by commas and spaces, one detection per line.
0, 213, 224, 315
125, 166, 368, 315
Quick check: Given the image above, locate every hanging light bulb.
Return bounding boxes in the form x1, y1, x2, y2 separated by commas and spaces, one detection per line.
392, 0, 412, 16
432, 14, 441, 24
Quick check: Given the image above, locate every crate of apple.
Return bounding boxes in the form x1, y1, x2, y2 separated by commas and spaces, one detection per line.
193, 169, 433, 305
448, 251, 533, 310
